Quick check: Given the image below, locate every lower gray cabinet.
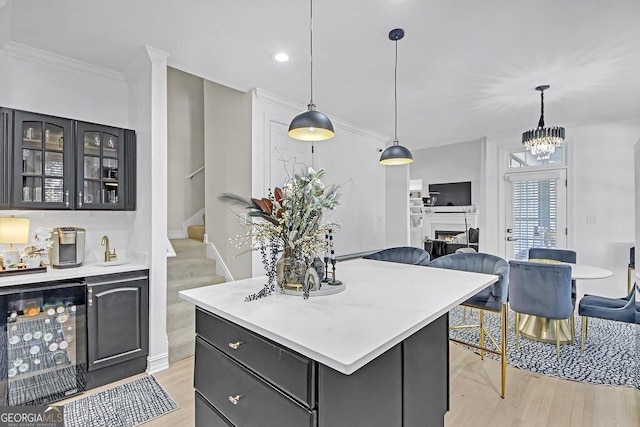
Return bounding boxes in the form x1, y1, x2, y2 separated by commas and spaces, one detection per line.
86, 270, 149, 389
193, 308, 449, 427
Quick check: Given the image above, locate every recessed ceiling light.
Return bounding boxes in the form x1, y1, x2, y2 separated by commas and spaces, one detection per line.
273, 52, 289, 63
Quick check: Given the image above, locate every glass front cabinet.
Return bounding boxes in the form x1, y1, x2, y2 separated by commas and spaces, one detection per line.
7, 109, 135, 211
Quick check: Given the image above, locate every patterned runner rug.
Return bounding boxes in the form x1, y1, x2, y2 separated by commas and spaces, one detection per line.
64, 376, 178, 427
449, 306, 639, 389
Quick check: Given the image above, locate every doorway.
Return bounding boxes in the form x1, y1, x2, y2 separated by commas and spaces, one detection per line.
505, 169, 567, 259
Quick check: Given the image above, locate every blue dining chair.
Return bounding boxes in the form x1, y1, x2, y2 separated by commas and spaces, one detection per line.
363, 246, 431, 266
578, 284, 637, 351
428, 252, 509, 398
508, 260, 574, 359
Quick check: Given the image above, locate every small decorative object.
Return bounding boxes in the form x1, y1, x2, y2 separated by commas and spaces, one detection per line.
220, 167, 341, 301
20, 227, 53, 268
313, 257, 325, 282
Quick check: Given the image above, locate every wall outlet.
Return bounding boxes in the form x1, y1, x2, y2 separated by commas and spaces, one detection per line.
586, 215, 597, 224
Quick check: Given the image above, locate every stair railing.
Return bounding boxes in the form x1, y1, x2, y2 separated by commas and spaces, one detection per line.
204, 234, 234, 282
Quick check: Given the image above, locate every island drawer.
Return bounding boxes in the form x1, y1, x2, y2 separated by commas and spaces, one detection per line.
196, 307, 315, 407
195, 337, 317, 427
195, 391, 233, 427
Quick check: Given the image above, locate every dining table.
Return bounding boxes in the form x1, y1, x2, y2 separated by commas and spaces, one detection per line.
517, 259, 613, 344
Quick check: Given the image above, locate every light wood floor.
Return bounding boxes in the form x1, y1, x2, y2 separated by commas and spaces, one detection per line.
62, 344, 640, 426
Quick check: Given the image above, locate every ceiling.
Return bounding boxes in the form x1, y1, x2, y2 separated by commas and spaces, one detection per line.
4, 0, 640, 149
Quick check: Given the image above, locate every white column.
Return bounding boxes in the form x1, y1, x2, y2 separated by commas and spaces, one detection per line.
125, 46, 170, 374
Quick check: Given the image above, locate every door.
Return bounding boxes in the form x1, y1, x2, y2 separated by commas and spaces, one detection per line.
76, 121, 125, 210
12, 111, 73, 209
268, 121, 313, 191
86, 272, 149, 371
505, 169, 567, 260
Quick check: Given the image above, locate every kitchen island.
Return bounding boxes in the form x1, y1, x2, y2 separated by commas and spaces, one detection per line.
180, 258, 497, 427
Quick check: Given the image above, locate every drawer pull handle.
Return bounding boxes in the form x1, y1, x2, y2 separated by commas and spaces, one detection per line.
228, 394, 242, 405
228, 341, 243, 350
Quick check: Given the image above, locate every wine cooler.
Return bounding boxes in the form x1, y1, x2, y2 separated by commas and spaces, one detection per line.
0, 280, 86, 406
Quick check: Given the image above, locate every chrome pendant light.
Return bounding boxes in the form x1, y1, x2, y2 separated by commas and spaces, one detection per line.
522, 85, 565, 160
380, 28, 413, 165
288, 0, 334, 141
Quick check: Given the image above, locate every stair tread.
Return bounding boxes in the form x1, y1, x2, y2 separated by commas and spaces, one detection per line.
167, 275, 226, 293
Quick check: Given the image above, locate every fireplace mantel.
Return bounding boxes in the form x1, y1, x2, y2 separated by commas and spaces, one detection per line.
423, 208, 478, 241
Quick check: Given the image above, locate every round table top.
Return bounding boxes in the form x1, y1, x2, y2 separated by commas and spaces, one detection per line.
528, 258, 613, 279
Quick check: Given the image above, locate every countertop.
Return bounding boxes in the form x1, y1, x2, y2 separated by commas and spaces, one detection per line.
0, 261, 149, 287
179, 258, 497, 375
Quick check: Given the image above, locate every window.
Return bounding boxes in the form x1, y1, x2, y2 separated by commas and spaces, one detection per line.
508, 146, 564, 168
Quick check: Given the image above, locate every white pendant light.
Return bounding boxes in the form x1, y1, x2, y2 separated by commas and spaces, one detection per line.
288, 0, 334, 141
380, 28, 413, 165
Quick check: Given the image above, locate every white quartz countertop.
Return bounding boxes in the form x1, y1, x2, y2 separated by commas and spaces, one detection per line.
180, 258, 498, 375
0, 261, 149, 287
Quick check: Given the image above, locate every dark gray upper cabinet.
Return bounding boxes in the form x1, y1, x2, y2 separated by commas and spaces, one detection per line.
12, 110, 74, 210
2, 108, 136, 210
0, 108, 12, 209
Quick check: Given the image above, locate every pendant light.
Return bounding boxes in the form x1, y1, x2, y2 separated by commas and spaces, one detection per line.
522, 85, 565, 160
380, 28, 413, 166
288, 0, 334, 141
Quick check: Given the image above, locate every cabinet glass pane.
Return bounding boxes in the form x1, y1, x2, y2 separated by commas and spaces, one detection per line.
44, 123, 64, 151
83, 181, 100, 205
103, 133, 118, 157
22, 122, 42, 149
44, 178, 64, 203
84, 132, 100, 156
104, 185, 118, 204
44, 152, 64, 177
22, 149, 42, 174
83, 156, 100, 179
21, 177, 43, 202
102, 158, 118, 180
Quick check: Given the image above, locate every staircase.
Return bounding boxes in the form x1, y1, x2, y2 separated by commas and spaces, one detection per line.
167, 238, 225, 363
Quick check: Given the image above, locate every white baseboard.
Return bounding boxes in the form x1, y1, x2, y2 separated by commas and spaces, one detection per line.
167, 229, 187, 239
147, 352, 170, 374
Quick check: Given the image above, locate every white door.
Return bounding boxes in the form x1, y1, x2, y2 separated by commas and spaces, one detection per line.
505, 169, 567, 260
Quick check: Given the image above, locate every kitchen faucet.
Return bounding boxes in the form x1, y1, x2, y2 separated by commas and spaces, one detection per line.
101, 235, 117, 262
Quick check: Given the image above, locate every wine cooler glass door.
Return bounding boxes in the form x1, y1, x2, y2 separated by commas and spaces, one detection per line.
0, 281, 86, 406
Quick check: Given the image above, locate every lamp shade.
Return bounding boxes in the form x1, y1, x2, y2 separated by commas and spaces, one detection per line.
0, 217, 30, 245
379, 144, 413, 165
288, 109, 335, 141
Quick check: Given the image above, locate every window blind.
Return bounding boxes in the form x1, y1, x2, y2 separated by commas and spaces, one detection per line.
507, 178, 558, 260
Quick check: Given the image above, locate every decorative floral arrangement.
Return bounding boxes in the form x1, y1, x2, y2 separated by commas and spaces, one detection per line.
219, 167, 340, 300
20, 227, 53, 259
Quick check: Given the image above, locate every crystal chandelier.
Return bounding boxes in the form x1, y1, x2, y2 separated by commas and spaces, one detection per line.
522, 85, 565, 159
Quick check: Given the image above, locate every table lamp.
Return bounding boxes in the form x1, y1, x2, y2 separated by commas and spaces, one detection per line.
0, 216, 30, 268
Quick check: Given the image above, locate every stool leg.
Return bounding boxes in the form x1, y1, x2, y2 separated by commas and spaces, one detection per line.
580, 316, 587, 352
570, 314, 575, 345
463, 307, 467, 322
515, 311, 520, 350
556, 321, 560, 360
501, 303, 507, 399
479, 309, 485, 360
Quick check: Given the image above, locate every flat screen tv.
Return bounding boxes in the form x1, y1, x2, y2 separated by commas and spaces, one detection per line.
428, 181, 471, 206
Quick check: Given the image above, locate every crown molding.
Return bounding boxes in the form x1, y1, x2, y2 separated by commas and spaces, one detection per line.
123, 45, 169, 83
0, 41, 125, 84
253, 88, 390, 143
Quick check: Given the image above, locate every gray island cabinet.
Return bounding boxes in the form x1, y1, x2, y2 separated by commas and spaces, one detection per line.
180, 259, 497, 427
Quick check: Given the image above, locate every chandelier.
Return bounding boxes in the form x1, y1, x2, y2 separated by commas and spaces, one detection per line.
522, 85, 565, 159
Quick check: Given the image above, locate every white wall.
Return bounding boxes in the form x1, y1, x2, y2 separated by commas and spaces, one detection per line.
204, 81, 252, 280
484, 117, 639, 299
410, 138, 484, 209
167, 67, 205, 233
251, 89, 389, 272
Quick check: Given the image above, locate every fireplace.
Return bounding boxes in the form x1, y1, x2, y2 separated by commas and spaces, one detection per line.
434, 230, 464, 242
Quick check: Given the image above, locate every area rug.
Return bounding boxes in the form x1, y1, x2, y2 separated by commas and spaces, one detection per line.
64, 376, 179, 427
448, 306, 639, 390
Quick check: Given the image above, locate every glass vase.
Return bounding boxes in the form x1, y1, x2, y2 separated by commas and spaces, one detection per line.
276, 249, 307, 290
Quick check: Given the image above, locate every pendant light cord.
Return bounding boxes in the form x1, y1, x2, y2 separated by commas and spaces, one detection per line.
538, 89, 545, 128
394, 36, 398, 143
309, 0, 314, 106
